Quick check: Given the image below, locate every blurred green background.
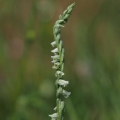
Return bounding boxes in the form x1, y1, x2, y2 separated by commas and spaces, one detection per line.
0, 0, 120, 120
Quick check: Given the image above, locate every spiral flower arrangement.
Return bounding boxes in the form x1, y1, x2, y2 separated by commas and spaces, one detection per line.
49, 3, 75, 120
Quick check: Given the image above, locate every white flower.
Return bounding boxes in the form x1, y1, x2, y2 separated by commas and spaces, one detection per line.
51, 60, 56, 63
49, 113, 58, 120
55, 71, 64, 77
52, 62, 60, 69
51, 41, 56, 47
51, 55, 60, 60
58, 80, 69, 87
51, 55, 60, 64
62, 89, 71, 98
51, 48, 59, 53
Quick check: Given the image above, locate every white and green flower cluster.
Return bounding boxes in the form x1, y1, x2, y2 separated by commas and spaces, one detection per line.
49, 2, 75, 120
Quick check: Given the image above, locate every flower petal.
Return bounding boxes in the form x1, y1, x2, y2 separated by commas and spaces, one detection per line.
51, 60, 57, 63
62, 89, 71, 98
51, 41, 56, 47
55, 71, 65, 77
51, 48, 59, 53
58, 79, 69, 87
51, 55, 60, 60
49, 113, 58, 119
52, 62, 60, 69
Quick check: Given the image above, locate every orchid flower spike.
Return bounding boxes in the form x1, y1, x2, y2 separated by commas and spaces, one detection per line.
49, 2, 75, 120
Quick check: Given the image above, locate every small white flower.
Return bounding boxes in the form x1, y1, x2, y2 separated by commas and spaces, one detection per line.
51, 48, 59, 53
51, 55, 60, 64
52, 62, 60, 69
51, 60, 56, 63
58, 80, 69, 87
62, 89, 71, 98
51, 55, 60, 60
49, 113, 58, 120
51, 41, 56, 47
55, 71, 64, 77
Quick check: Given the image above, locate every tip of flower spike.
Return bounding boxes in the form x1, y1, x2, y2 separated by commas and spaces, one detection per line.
72, 2, 75, 6
71, 2, 75, 7
68, 2, 76, 9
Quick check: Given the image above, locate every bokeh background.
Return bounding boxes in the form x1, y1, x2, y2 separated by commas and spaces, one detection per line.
0, 0, 120, 120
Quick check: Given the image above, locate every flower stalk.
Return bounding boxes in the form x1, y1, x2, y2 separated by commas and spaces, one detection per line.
49, 2, 75, 120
